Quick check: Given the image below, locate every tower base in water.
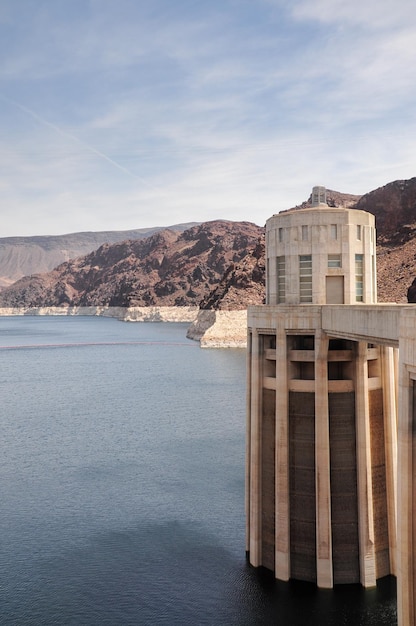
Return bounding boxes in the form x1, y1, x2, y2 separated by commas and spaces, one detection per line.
246, 189, 416, 625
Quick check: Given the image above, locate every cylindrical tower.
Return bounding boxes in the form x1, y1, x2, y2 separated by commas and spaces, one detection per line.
246, 187, 397, 590
265, 196, 377, 306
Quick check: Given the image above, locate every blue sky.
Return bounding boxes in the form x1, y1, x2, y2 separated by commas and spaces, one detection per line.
1, 0, 415, 236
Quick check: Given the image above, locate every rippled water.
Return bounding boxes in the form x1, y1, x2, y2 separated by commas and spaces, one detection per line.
0, 316, 397, 625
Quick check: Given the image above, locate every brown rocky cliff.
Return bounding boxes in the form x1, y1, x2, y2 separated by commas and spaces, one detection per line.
0, 223, 198, 290
0, 221, 263, 308
352, 178, 416, 302
199, 236, 265, 310
356, 178, 416, 243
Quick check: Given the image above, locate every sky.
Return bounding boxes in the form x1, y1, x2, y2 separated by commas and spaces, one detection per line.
1, 0, 415, 237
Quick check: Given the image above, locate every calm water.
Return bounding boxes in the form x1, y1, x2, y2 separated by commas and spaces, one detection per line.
0, 316, 397, 625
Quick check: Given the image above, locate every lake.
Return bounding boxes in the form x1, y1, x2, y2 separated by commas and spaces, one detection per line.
0, 316, 397, 625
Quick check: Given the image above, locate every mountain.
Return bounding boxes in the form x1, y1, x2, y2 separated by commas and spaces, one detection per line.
355, 178, 416, 243
0, 221, 263, 308
0, 223, 198, 290
354, 178, 416, 302
198, 235, 265, 310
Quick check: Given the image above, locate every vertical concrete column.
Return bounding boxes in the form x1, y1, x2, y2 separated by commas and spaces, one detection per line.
355, 341, 377, 587
249, 329, 263, 567
380, 345, 397, 575
275, 321, 290, 580
246, 331, 252, 554
314, 330, 333, 588
394, 347, 399, 415
397, 335, 415, 626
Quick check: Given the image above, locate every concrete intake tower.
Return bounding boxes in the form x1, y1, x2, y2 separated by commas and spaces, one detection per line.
246, 187, 416, 625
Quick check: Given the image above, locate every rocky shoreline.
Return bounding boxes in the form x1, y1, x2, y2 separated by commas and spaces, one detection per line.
0, 306, 248, 348
0, 305, 198, 321
186, 309, 247, 348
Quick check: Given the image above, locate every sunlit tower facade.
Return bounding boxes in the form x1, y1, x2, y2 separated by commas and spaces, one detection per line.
246, 187, 398, 589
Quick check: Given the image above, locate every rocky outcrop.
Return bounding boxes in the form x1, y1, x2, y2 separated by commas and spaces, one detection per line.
0, 220, 263, 310
199, 236, 265, 310
187, 235, 265, 347
349, 178, 416, 303
356, 178, 416, 243
407, 280, 416, 303
186, 309, 248, 348
0, 222, 198, 290
377, 237, 416, 303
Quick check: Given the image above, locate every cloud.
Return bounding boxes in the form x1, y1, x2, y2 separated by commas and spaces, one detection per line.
291, 0, 414, 29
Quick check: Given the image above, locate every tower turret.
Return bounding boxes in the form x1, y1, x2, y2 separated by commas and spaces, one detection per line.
265, 187, 377, 306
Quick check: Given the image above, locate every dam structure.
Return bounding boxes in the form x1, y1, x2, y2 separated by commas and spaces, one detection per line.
246, 187, 416, 625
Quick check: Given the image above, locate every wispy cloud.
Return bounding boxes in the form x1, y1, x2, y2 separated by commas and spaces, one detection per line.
291, 0, 414, 29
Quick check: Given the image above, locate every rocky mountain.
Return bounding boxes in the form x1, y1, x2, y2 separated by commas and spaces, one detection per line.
356, 178, 416, 243
0, 221, 263, 308
199, 236, 265, 310
0, 223, 198, 290
355, 178, 416, 303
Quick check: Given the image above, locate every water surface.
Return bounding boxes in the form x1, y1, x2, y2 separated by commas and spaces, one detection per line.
0, 316, 397, 625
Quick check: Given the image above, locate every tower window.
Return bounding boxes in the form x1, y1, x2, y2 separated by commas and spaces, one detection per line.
302, 225, 308, 241
279, 227, 284, 242
277, 256, 286, 303
355, 254, 363, 301
357, 225, 362, 240
330, 224, 338, 240
328, 254, 341, 268
299, 255, 312, 302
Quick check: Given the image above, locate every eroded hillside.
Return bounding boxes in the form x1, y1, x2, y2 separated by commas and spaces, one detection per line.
0, 221, 263, 308
0, 223, 198, 289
